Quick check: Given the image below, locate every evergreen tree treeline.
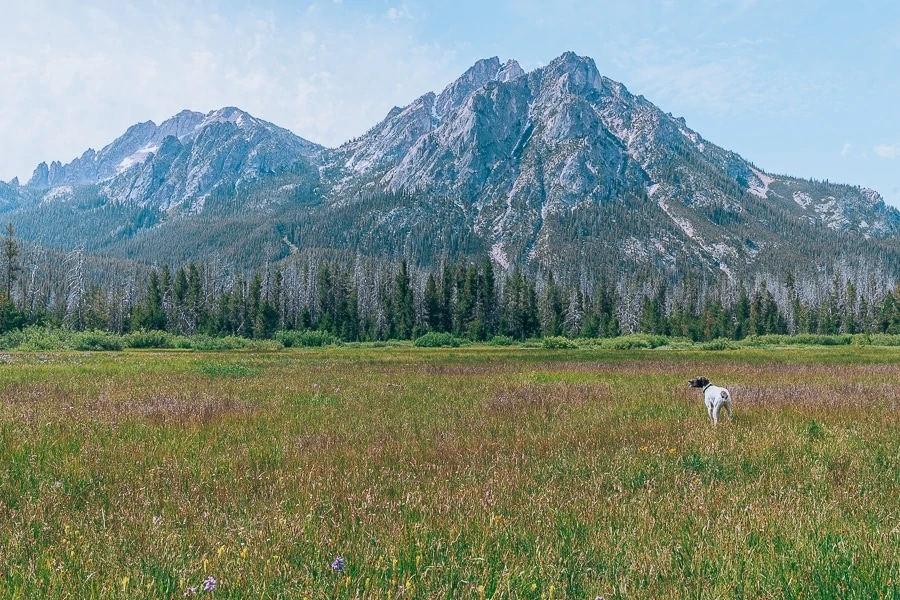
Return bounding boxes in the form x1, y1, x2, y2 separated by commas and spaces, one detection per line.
2, 224, 900, 341
0, 251, 900, 341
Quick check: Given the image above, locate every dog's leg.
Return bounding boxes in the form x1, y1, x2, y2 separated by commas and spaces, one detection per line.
712, 401, 722, 425
725, 399, 733, 421
707, 400, 715, 424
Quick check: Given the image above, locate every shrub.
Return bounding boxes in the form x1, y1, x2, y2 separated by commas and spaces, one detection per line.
487, 335, 515, 346
414, 332, 461, 348
601, 334, 669, 350
542, 336, 577, 349
276, 330, 336, 348
741, 334, 852, 347
0, 326, 70, 351
701, 338, 738, 351
123, 330, 173, 349
868, 334, 900, 347
73, 330, 124, 351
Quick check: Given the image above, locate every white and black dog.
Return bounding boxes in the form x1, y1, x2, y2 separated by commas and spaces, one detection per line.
689, 377, 733, 425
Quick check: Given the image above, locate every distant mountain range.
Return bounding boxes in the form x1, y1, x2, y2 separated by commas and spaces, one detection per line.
5, 52, 900, 285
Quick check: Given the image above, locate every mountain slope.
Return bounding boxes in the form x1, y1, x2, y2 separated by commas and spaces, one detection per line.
27, 107, 324, 213
358, 52, 900, 278
8, 52, 900, 286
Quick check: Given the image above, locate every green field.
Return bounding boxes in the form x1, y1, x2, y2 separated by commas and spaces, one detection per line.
0, 346, 898, 599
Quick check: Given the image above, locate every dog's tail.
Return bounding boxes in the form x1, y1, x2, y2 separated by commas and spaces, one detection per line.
720, 390, 730, 401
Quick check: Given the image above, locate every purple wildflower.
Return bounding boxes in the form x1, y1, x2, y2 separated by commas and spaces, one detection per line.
203, 576, 216, 592
331, 556, 345, 573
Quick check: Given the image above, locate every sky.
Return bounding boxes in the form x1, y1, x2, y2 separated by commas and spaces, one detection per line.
2, 0, 898, 206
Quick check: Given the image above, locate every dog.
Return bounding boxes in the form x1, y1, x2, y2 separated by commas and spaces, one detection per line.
688, 377, 733, 425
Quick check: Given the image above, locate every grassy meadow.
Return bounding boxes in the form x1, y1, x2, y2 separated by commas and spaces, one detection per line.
0, 345, 898, 599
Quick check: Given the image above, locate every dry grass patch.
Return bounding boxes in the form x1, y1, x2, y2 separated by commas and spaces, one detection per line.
486, 381, 613, 415
86, 391, 254, 425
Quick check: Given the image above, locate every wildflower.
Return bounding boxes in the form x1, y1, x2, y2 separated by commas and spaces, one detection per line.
184, 587, 198, 596
668, 448, 676, 455
203, 576, 216, 592
331, 556, 345, 573
640, 445, 649, 452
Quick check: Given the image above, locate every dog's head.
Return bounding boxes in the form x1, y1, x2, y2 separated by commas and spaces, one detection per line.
688, 376, 710, 389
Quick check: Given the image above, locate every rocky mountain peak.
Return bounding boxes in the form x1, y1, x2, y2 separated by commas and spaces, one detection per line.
332, 92, 437, 176
29, 162, 50, 188
200, 107, 259, 129
539, 52, 603, 97
156, 110, 206, 139
434, 56, 503, 120
498, 59, 525, 82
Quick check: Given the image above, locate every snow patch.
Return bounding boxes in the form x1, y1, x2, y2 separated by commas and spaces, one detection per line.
621, 237, 649, 259
490, 242, 510, 269
283, 236, 300, 255
813, 197, 850, 230
200, 108, 258, 129
658, 199, 696, 240
647, 183, 660, 197
679, 128, 698, 144
117, 145, 159, 173
43, 186, 73, 202
793, 191, 813, 208
860, 187, 883, 205
748, 167, 774, 199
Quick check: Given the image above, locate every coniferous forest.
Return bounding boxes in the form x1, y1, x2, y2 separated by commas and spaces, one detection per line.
2, 223, 899, 345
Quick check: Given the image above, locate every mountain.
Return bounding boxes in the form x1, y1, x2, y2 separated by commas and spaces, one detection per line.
7, 53, 900, 286
324, 57, 527, 187
26, 107, 323, 212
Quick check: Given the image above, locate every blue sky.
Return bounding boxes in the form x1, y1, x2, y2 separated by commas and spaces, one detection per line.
2, 0, 898, 206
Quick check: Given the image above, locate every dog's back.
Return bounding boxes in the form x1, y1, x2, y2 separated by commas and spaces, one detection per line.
689, 376, 733, 424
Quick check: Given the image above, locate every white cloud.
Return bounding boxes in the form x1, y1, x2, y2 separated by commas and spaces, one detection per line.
841, 143, 852, 157
387, 5, 414, 22
874, 144, 900, 159
0, 0, 461, 182
609, 36, 819, 119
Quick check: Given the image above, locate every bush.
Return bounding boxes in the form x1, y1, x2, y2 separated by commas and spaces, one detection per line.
700, 337, 738, 351
542, 336, 577, 349
73, 330, 123, 351
741, 334, 852, 347
487, 335, 515, 346
0, 326, 70, 350
601, 334, 669, 350
123, 330, 173, 349
276, 330, 336, 348
414, 332, 461, 348
868, 334, 900, 347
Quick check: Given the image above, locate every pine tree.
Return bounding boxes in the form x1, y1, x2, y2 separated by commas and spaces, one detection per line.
3, 223, 21, 303
424, 273, 442, 332
394, 260, 415, 339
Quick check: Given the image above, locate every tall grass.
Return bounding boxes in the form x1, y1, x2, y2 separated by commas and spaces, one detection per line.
0, 347, 897, 598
